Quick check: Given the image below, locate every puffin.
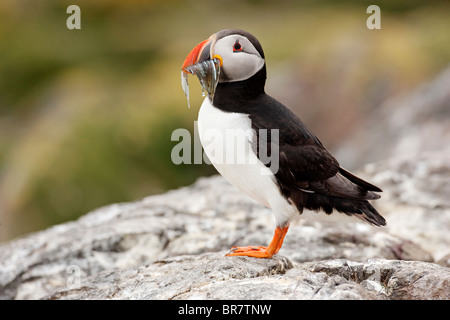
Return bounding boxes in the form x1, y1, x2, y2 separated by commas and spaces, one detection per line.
181, 29, 385, 258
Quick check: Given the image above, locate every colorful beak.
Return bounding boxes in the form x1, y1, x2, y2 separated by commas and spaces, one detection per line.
182, 38, 211, 73
181, 35, 221, 107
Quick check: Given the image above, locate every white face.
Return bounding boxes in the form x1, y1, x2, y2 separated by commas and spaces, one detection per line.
213, 35, 265, 82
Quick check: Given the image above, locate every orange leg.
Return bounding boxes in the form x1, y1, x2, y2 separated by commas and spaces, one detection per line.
225, 225, 289, 258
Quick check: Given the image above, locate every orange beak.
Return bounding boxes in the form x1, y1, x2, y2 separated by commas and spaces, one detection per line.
181, 34, 221, 107
182, 38, 211, 73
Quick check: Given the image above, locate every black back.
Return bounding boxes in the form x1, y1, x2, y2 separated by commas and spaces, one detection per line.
212, 66, 385, 226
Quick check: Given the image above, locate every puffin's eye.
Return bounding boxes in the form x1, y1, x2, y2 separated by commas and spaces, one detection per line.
233, 40, 242, 52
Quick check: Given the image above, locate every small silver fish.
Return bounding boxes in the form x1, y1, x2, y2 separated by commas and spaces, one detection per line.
181, 58, 221, 109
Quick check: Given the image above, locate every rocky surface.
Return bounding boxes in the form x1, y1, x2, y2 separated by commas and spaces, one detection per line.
48, 254, 449, 300
335, 66, 450, 170
0, 152, 449, 300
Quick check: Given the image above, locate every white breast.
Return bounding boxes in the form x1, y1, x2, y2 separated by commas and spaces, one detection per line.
197, 98, 298, 226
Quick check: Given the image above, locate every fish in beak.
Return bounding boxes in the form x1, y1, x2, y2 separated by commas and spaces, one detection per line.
181, 35, 221, 108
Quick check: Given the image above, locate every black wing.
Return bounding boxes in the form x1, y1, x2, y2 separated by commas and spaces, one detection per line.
249, 94, 339, 181
250, 94, 385, 226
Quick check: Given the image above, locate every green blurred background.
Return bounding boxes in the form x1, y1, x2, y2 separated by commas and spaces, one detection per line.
1, 0, 449, 242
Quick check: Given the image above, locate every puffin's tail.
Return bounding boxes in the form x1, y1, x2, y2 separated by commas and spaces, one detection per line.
303, 192, 386, 226
296, 167, 386, 226
331, 197, 386, 226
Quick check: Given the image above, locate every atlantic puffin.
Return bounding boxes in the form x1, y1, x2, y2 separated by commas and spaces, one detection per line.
181, 29, 385, 258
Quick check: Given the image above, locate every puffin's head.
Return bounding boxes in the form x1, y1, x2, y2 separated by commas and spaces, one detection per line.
181, 29, 265, 106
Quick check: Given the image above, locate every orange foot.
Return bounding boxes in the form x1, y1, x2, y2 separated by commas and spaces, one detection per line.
225, 225, 289, 259
226, 245, 272, 258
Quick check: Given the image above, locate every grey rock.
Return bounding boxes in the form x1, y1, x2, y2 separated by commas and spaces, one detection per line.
335, 66, 450, 170
364, 152, 450, 261
48, 254, 449, 300
309, 259, 449, 300
437, 253, 450, 268
0, 153, 449, 300
49, 252, 294, 300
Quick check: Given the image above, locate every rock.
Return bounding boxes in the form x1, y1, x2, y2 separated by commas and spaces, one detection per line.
364, 152, 450, 261
437, 253, 450, 268
335, 66, 450, 170
310, 259, 449, 300
49, 252, 294, 300
0, 152, 449, 300
48, 255, 448, 300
